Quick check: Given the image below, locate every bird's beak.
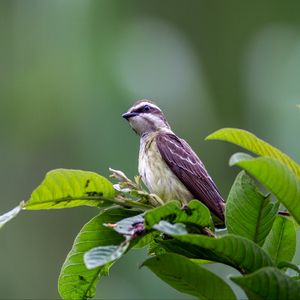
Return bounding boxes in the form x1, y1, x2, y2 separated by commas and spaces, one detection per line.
122, 112, 139, 120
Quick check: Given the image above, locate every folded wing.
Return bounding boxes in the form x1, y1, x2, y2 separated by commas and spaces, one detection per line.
156, 133, 225, 221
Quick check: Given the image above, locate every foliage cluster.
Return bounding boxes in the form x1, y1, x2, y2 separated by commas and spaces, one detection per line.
1, 128, 300, 299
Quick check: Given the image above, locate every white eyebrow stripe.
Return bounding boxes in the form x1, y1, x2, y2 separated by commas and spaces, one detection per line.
131, 101, 161, 112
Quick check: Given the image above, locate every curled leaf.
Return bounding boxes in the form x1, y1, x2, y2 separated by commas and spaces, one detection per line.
0, 201, 24, 229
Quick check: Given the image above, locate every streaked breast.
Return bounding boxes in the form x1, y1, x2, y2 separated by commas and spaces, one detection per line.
138, 133, 193, 204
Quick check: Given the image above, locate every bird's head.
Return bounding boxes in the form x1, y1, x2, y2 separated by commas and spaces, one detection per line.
122, 100, 170, 136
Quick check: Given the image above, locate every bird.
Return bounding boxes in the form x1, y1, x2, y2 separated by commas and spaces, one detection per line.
122, 99, 225, 222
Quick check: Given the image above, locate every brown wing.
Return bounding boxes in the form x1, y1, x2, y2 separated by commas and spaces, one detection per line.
156, 132, 225, 221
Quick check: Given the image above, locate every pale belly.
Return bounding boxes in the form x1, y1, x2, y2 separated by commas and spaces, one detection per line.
138, 134, 193, 204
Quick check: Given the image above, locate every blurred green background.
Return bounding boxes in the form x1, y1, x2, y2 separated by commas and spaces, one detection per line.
1, 0, 300, 299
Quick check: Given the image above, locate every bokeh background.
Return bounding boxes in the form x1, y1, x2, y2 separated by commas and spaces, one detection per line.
1, 1, 300, 299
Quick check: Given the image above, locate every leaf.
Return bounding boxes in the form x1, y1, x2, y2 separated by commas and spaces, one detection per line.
262, 216, 296, 265
153, 221, 188, 235
0, 202, 23, 229
84, 244, 129, 269
142, 253, 236, 300
158, 234, 274, 274
226, 171, 278, 246
147, 240, 167, 256
111, 213, 144, 236
144, 200, 212, 229
175, 200, 212, 228
24, 169, 115, 210
144, 201, 181, 228
134, 232, 158, 249
158, 238, 206, 259
277, 261, 300, 275
231, 267, 300, 300
58, 208, 139, 300
206, 128, 300, 178
85, 213, 152, 270
104, 212, 157, 250
229, 153, 300, 224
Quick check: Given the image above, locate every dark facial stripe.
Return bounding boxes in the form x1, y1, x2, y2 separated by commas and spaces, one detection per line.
131, 104, 160, 114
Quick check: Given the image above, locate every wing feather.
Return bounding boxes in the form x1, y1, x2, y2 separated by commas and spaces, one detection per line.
156, 133, 225, 221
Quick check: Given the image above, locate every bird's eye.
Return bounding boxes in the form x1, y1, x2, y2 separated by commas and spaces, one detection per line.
143, 105, 151, 112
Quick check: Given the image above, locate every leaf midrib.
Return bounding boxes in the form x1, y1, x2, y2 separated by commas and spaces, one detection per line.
24, 195, 111, 207
253, 197, 267, 245
83, 268, 101, 299
273, 220, 285, 265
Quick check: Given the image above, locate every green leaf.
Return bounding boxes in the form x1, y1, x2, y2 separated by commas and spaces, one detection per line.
83, 213, 147, 269
0, 202, 23, 229
229, 153, 300, 224
158, 239, 206, 259
24, 169, 115, 210
84, 244, 129, 269
206, 128, 300, 178
144, 200, 212, 229
144, 201, 181, 228
262, 216, 296, 265
226, 171, 278, 246
134, 232, 158, 249
142, 253, 236, 300
277, 261, 300, 275
159, 234, 274, 274
147, 240, 167, 256
58, 207, 139, 300
231, 267, 300, 300
175, 200, 212, 227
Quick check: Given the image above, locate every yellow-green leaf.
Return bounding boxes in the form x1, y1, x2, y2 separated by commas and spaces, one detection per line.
230, 153, 300, 224
226, 171, 278, 246
58, 208, 139, 299
206, 128, 300, 178
262, 216, 296, 265
144, 200, 212, 230
24, 169, 115, 210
